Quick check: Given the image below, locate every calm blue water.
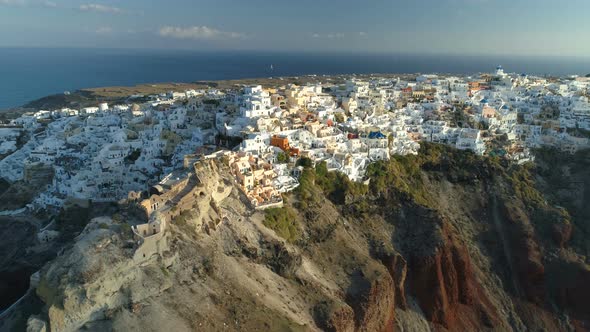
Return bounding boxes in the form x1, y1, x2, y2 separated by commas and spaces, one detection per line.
0, 48, 588, 109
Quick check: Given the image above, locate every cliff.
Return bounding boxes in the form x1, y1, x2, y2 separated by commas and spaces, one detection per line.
13, 145, 590, 331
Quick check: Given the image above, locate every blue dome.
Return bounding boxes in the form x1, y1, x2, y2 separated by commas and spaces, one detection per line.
368, 131, 386, 139
501, 105, 509, 109
480, 98, 488, 104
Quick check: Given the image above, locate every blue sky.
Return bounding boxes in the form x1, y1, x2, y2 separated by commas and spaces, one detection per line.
1, 0, 589, 56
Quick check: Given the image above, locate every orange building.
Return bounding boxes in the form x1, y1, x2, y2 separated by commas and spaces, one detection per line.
270, 135, 290, 151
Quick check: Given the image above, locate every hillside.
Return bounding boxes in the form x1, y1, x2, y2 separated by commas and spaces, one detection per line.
3, 144, 590, 331
2, 74, 413, 114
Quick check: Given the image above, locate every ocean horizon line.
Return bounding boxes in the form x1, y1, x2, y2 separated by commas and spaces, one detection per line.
1, 46, 589, 60
1, 49, 588, 109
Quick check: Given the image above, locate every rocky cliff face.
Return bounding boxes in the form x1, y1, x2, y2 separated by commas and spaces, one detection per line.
34, 216, 175, 332
404, 212, 503, 331
13, 145, 590, 331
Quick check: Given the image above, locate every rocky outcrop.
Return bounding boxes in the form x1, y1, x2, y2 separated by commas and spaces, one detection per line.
0, 217, 54, 311
248, 239, 302, 279
26, 315, 48, 332
547, 259, 590, 325
408, 222, 501, 331
351, 272, 396, 332
35, 217, 174, 332
501, 201, 546, 305
14, 146, 590, 331
552, 221, 572, 248
381, 253, 407, 310
314, 300, 355, 332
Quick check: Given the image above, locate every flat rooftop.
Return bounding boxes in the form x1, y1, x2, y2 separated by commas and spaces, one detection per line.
159, 168, 191, 189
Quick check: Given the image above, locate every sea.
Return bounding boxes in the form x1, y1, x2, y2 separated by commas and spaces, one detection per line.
0, 47, 589, 109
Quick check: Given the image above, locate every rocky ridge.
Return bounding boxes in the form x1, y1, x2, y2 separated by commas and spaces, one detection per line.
5, 144, 590, 331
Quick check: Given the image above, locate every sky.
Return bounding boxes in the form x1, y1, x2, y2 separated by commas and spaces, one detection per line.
1, 0, 589, 56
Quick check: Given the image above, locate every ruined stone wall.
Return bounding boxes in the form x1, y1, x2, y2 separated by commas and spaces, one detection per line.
140, 196, 163, 217
139, 175, 193, 218
194, 160, 233, 205
131, 159, 235, 263
165, 177, 190, 197
133, 231, 167, 264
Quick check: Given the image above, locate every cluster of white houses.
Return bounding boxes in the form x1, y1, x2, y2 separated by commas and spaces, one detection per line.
1, 68, 589, 211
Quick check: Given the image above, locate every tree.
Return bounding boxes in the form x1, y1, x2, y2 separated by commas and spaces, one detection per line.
124, 149, 141, 164
296, 157, 313, 168
277, 152, 289, 164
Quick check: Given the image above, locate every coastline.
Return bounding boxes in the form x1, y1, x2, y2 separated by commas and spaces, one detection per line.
2, 48, 588, 112
0, 73, 416, 116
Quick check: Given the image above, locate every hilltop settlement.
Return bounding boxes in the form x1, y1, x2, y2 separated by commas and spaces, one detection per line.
1, 67, 590, 215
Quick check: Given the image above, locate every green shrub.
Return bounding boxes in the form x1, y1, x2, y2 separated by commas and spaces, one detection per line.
296, 157, 313, 168
314, 161, 368, 204
508, 165, 545, 208
263, 207, 301, 243
294, 167, 321, 209
120, 223, 133, 239
56, 205, 91, 235
365, 156, 432, 207
277, 152, 290, 164
124, 149, 141, 164
203, 99, 220, 106
111, 213, 123, 223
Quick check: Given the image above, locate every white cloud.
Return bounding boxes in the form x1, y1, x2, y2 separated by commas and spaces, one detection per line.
0, 0, 26, 6
0, 0, 58, 8
158, 26, 244, 40
312, 32, 345, 39
79, 3, 121, 14
95, 26, 113, 34
312, 32, 368, 39
1, 0, 127, 12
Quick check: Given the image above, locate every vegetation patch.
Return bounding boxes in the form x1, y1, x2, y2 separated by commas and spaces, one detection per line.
56, 205, 91, 236
215, 134, 244, 149
174, 210, 193, 226
124, 149, 141, 164
566, 127, 590, 139
315, 161, 368, 204
507, 164, 545, 208
263, 207, 301, 243
203, 99, 220, 106
276, 152, 290, 164
364, 143, 509, 206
